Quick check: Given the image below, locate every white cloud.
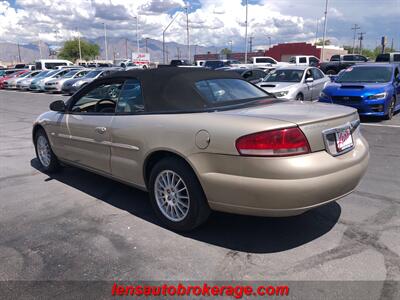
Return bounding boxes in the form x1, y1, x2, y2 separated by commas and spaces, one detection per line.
0, 0, 398, 50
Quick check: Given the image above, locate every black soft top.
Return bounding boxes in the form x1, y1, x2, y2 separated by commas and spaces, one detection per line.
109, 67, 245, 112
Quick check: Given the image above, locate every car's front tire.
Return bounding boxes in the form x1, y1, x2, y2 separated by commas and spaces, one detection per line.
34, 128, 60, 172
148, 157, 210, 231
384, 97, 396, 120
295, 93, 304, 101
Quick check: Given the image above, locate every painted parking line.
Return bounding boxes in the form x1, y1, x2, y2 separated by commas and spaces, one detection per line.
361, 123, 400, 128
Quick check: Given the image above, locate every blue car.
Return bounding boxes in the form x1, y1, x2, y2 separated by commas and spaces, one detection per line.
319, 63, 400, 120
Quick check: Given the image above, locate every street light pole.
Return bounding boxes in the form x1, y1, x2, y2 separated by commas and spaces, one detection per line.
244, 0, 248, 63
77, 27, 82, 61
162, 13, 180, 64
321, 0, 329, 62
103, 23, 108, 61
185, 4, 190, 63
268, 36, 271, 48
135, 16, 139, 53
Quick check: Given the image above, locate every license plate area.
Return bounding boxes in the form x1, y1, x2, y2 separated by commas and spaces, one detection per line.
322, 123, 356, 156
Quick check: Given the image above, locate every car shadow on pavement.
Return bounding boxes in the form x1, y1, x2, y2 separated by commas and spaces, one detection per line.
31, 159, 341, 254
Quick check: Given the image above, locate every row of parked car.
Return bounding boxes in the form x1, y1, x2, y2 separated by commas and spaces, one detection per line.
1, 56, 399, 120
0, 66, 122, 94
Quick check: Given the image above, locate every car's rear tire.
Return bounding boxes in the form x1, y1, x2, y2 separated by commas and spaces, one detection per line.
326, 69, 337, 75
34, 128, 60, 172
148, 157, 210, 231
295, 93, 304, 101
384, 97, 395, 120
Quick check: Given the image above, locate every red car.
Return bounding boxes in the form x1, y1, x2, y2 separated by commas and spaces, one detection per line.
0, 70, 29, 89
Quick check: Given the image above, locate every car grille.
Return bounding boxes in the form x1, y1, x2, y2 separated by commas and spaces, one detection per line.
332, 96, 362, 102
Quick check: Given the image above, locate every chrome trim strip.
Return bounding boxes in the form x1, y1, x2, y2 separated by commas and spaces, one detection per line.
56, 133, 139, 151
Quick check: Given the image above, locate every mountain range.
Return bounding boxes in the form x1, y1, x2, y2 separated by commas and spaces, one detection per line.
0, 37, 218, 65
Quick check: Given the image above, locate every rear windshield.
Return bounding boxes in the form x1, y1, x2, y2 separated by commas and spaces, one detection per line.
204, 61, 224, 69
195, 79, 267, 104
336, 66, 392, 83
62, 70, 80, 78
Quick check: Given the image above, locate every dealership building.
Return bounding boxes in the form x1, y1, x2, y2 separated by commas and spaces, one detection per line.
194, 42, 348, 63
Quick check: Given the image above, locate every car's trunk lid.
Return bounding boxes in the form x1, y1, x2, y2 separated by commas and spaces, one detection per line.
219, 100, 359, 152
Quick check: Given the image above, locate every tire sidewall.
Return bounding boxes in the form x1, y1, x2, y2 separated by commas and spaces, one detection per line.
35, 128, 59, 172
148, 157, 209, 231
385, 97, 395, 120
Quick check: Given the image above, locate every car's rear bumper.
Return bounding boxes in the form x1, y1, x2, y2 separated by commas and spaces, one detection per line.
190, 129, 369, 217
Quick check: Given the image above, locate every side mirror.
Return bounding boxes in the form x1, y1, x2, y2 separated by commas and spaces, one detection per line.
396, 75, 400, 83
305, 77, 314, 83
49, 100, 66, 112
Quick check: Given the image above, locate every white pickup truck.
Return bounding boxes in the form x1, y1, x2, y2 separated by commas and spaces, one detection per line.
288, 56, 320, 66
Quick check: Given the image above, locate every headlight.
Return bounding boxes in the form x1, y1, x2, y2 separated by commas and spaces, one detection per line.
273, 91, 289, 98
320, 91, 329, 99
367, 92, 386, 100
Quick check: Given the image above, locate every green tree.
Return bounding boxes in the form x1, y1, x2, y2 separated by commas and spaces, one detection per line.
58, 38, 100, 62
220, 47, 232, 56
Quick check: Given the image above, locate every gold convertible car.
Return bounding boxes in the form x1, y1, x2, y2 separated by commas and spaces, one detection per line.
33, 68, 369, 231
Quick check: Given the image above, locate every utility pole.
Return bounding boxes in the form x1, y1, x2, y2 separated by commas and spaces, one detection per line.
185, 3, 190, 62
145, 37, 149, 53
321, 0, 329, 62
162, 13, 180, 64
125, 38, 128, 59
103, 23, 108, 61
166, 46, 169, 62
315, 19, 319, 45
358, 32, 366, 55
351, 24, 360, 54
177, 47, 181, 59
244, 0, 248, 63
268, 36, 271, 48
229, 40, 233, 52
17, 42, 21, 62
249, 36, 253, 53
38, 40, 42, 59
391, 38, 394, 51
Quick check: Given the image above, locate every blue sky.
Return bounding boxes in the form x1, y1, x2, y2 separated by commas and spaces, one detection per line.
1, 0, 399, 50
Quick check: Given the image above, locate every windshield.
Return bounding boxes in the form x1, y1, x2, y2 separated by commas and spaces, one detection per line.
84, 70, 102, 78
62, 70, 80, 78
46, 70, 59, 77
336, 66, 392, 83
36, 71, 50, 78
264, 69, 304, 82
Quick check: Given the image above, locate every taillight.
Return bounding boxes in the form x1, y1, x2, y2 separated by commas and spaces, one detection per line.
235, 127, 310, 157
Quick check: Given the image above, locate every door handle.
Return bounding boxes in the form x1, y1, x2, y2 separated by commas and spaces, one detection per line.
95, 127, 107, 134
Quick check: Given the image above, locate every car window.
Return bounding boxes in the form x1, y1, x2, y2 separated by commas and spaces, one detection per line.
311, 68, 324, 79
330, 55, 340, 61
343, 55, 355, 61
71, 81, 124, 113
305, 69, 313, 80
299, 57, 307, 63
309, 57, 319, 65
253, 70, 266, 78
195, 79, 267, 103
242, 71, 253, 79
116, 79, 145, 114
393, 54, 400, 62
376, 54, 390, 62
255, 58, 276, 64
289, 57, 296, 64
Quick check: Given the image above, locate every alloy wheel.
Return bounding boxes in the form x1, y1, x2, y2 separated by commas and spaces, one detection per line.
154, 170, 190, 222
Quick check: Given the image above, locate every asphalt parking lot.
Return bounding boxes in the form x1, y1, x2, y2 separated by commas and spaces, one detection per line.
0, 90, 399, 298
